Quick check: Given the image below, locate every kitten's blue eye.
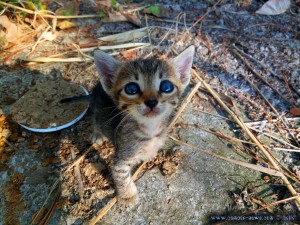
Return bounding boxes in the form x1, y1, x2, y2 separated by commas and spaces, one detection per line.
160, 80, 174, 93
124, 82, 140, 95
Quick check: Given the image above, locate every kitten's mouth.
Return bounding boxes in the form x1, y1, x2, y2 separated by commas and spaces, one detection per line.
140, 107, 161, 117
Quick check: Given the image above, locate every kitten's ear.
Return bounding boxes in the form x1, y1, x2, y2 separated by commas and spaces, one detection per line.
171, 45, 195, 88
94, 50, 121, 94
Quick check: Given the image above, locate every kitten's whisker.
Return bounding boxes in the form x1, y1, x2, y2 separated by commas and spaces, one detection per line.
110, 106, 121, 115
100, 109, 130, 128
100, 106, 121, 116
114, 113, 131, 142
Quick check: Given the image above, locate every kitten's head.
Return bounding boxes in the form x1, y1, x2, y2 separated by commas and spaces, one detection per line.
94, 46, 194, 124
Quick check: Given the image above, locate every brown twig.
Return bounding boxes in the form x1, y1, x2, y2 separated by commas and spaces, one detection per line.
38, 186, 61, 225
280, 54, 296, 101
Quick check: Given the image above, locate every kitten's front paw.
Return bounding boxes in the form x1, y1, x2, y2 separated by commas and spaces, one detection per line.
117, 181, 139, 208
90, 134, 108, 145
118, 194, 139, 208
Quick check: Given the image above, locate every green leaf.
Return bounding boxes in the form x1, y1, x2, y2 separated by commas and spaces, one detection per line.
99, 9, 106, 18
146, 5, 161, 16
26, 0, 46, 11
55, 1, 79, 16
111, 0, 117, 7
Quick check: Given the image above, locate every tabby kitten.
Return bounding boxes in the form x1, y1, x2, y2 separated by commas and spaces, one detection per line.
92, 46, 195, 207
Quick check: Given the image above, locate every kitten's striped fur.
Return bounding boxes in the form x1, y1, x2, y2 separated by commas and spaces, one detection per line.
92, 46, 194, 207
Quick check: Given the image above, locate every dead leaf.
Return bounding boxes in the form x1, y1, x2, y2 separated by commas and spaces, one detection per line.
290, 108, 300, 116
263, 175, 271, 183
84, 162, 105, 177
218, 93, 234, 107
0, 15, 22, 47
104, 12, 128, 23
41, 31, 57, 41
56, 198, 69, 209
0, 139, 5, 148
57, 20, 77, 30
162, 161, 178, 178
120, 49, 138, 60
0, 128, 11, 139
121, 12, 141, 27
256, 0, 291, 15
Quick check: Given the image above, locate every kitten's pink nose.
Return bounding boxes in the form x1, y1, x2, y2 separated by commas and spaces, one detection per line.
145, 99, 158, 109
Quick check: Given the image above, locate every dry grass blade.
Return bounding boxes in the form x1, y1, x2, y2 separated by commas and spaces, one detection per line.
192, 69, 300, 208
30, 26, 52, 54
168, 81, 202, 129
89, 198, 117, 225
280, 59, 295, 101
187, 0, 224, 33
272, 147, 300, 152
98, 43, 150, 50
64, 145, 96, 173
248, 126, 300, 150
22, 57, 93, 63
248, 195, 300, 214
245, 118, 300, 126
99, 27, 149, 44
31, 179, 60, 225
70, 147, 84, 197
38, 187, 61, 225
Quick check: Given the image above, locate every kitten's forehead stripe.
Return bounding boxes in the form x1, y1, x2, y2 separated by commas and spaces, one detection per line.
133, 70, 139, 81
159, 71, 163, 79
